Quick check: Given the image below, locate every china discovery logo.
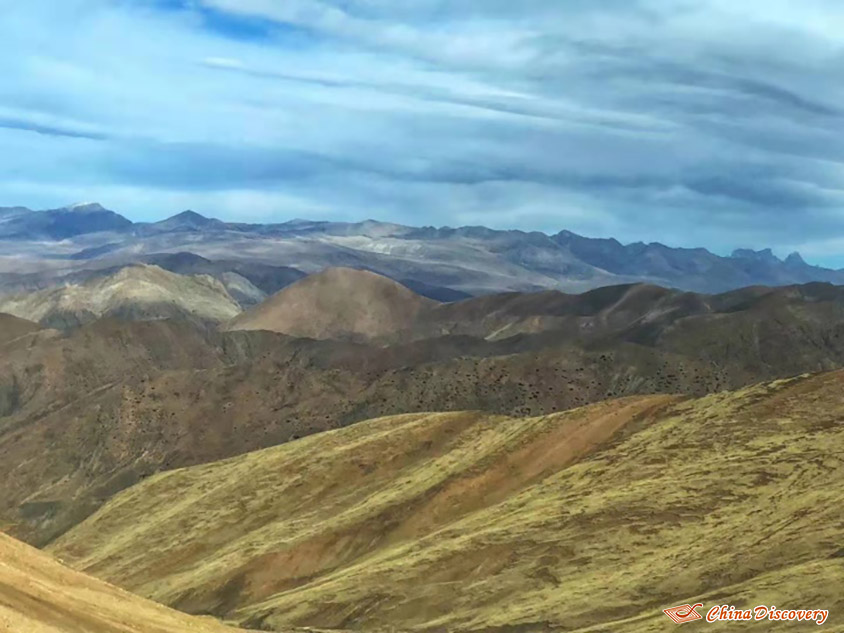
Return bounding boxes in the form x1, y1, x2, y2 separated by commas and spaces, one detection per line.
663, 603, 704, 624
663, 602, 830, 626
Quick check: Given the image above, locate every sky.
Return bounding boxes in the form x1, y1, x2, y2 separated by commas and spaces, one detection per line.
3, 1, 844, 265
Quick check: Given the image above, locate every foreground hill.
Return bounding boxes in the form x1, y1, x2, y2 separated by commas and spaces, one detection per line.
0, 264, 241, 328
227, 267, 437, 341
0, 533, 249, 633
52, 371, 844, 632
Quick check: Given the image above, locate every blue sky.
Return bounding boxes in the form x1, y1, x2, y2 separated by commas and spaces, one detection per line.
3, 1, 844, 265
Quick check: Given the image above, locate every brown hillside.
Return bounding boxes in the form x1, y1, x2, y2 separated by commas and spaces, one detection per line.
0, 532, 250, 633
51, 371, 844, 632
0, 313, 41, 346
0, 331, 772, 546
226, 267, 437, 341
409, 281, 844, 347
8, 281, 844, 546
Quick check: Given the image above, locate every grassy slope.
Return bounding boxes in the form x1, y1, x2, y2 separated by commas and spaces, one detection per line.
52, 373, 844, 632
0, 532, 253, 633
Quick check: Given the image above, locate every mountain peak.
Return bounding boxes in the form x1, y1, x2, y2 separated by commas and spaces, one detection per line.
64, 202, 108, 213
785, 251, 807, 266
154, 210, 221, 230
163, 210, 212, 223
731, 248, 780, 263
0, 202, 133, 239
171, 210, 207, 220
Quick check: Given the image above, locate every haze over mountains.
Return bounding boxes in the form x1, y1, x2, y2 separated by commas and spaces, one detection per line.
2, 202, 842, 299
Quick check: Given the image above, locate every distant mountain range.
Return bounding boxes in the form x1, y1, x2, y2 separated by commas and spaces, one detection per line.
1, 202, 841, 297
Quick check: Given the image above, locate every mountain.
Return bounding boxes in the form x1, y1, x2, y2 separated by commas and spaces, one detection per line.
140, 252, 306, 296
0, 253, 307, 309
146, 210, 228, 233
233, 269, 844, 348
0, 532, 250, 633
3, 202, 844, 296
227, 267, 438, 341
7, 278, 844, 547
50, 370, 844, 632
0, 202, 132, 240
138, 252, 307, 307
0, 264, 241, 328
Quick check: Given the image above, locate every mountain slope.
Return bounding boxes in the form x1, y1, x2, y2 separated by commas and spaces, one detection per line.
0, 313, 41, 346
140, 252, 306, 306
0, 533, 249, 633
227, 267, 437, 341
0, 264, 241, 328
51, 371, 844, 632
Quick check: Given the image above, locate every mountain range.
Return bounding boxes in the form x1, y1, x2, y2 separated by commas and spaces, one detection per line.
4, 203, 844, 632
5, 267, 844, 549
2, 202, 842, 299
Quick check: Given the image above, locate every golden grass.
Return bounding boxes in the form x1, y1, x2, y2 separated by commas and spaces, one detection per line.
51, 372, 844, 632
0, 532, 252, 633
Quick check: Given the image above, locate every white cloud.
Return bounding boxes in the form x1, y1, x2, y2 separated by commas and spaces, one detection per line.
3, 0, 844, 260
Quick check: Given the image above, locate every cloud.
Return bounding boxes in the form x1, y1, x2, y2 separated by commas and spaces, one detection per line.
3, 0, 844, 263
0, 117, 108, 140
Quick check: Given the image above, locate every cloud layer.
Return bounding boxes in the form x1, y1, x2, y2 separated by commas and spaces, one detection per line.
3, 0, 844, 263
